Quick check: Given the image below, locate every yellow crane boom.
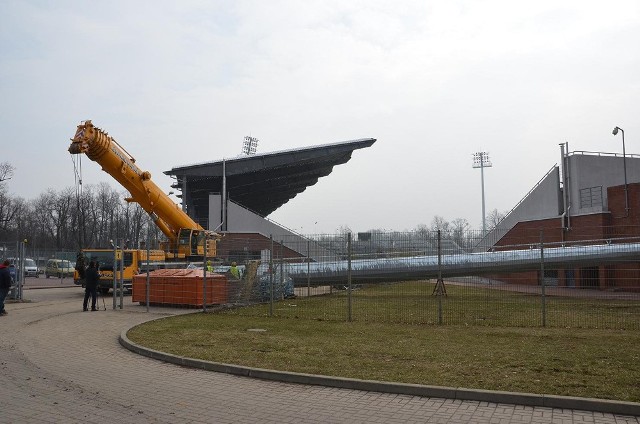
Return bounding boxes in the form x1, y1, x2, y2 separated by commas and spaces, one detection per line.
69, 120, 216, 258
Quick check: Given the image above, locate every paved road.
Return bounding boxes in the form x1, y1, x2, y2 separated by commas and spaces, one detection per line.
1, 287, 638, 423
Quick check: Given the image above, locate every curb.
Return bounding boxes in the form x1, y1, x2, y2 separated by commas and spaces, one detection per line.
118, 320, 640, 417
24, 285, 79, 290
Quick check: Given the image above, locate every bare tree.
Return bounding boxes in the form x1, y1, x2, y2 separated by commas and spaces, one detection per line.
413, 224, 430, 237
32, 191, 56, 248
128, 200, 147, 248
0, 162, 14, 183
0, 185, 21, 234
336, 224, 352, 236
430, 215, 451, 237
93, 183, 122, 247
120, 197, 146, 248
47, 188, 74, 249
450, 218, 471, 248
485, 208, 507, 232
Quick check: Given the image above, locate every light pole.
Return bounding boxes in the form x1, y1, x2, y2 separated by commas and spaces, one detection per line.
612, 126, 629, 213
473, 152, 492, 235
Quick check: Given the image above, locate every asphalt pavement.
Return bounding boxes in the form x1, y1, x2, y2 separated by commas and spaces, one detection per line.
0, 286, 638, 423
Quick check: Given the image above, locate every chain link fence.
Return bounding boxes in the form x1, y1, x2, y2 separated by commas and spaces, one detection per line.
1, 241, 77, 299
0, 241, 76, 272
4, 227, 640, 329
215, 229, 640, 329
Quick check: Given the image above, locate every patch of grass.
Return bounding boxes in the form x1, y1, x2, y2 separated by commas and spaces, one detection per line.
231, 281, 640, 329
128, 312, 640, 402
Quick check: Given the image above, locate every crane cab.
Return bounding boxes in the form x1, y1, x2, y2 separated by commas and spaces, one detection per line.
176, 228, 217, 259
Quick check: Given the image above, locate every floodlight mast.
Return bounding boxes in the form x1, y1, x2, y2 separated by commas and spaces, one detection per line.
472, 152, 492, 235
242, 136, 259, 155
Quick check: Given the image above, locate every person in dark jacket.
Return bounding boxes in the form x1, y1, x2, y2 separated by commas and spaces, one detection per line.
0, 259, 12, 316
75, 252, 86, 280
83, 261, 99, 312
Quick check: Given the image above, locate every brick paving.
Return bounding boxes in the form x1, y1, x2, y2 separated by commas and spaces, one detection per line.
0, 287, 638, 423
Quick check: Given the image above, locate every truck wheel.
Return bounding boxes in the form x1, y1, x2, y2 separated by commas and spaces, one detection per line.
46, 273, 50, 279
100, 288, 110, 295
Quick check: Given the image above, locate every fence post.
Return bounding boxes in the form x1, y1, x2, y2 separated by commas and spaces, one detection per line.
146, 224, 150, 313
540, 230, 546, 327
18, 240, 25, 300
307, 240, 311, 298
112, 242, 117, 310
280, 240, 284, 300
269, 235, 274, 317
203, 233, 207, 313
119, 242, 124, 309
347, 232, 352, 322
437, 230, 443, 325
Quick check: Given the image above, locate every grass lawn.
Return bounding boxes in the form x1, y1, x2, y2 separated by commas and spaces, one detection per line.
127, 290, 640, 403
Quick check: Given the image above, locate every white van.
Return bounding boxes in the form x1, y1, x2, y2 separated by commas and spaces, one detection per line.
24, 258, 39, 278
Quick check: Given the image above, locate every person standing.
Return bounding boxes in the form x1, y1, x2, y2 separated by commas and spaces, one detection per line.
0, 259, 12, 316
74, 252, 86, 280
83, 261, 99, 312
229, 262, 241, 279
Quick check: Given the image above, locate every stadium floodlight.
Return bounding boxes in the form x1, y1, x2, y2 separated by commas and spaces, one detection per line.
242, 136, 259, 155
472, 152, 492, 235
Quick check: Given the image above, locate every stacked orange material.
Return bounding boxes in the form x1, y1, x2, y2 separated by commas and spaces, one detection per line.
132, 269, 228, 306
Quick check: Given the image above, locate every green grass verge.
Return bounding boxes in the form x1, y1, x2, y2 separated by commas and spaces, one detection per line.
128, 312, 640, 402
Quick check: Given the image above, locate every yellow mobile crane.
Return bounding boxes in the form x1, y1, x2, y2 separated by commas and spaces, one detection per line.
69, 120, 217, 292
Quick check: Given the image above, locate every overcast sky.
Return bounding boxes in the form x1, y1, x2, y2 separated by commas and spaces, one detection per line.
1, 1, 639, 234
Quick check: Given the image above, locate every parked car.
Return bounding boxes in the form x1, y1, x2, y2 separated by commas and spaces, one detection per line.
5, 257, 36, 280
45, 259, 74, 278
24, 258, 39, 278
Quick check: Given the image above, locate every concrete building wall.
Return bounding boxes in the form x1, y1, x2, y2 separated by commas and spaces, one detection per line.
566, 153, 640, 216
208, 193, 298, 237
208, 193, 223, 231
476, 167, 561, 251
477, 152, 640, 251
490, 183, 640, 290
208, 194, 335, 261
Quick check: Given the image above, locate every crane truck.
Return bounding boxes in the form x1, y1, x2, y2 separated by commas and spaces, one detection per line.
69, 120, 218, 293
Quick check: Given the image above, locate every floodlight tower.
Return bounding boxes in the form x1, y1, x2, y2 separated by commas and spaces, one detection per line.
242, 136, 259, 155
473, 152, 492, 235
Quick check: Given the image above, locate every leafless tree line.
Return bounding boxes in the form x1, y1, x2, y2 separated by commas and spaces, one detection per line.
0, 163, 161, 251
335, 211, 507, 248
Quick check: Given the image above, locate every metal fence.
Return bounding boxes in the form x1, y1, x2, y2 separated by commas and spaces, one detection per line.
0, 241, 76, 270
1, 240, 77, 299
4, 227, 640, 329
215, 229, 640, 329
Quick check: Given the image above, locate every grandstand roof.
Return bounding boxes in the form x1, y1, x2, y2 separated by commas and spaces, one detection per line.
165, 138, 376, 220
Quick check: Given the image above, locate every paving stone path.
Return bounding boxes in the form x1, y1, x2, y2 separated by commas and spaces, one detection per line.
0, 288, 638, 423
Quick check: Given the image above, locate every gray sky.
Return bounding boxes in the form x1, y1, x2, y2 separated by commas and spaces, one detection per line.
1, 1, 639, 234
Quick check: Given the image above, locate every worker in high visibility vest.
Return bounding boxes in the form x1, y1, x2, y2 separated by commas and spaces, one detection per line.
229, 262, 240, 279
206, 261, 214, 272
